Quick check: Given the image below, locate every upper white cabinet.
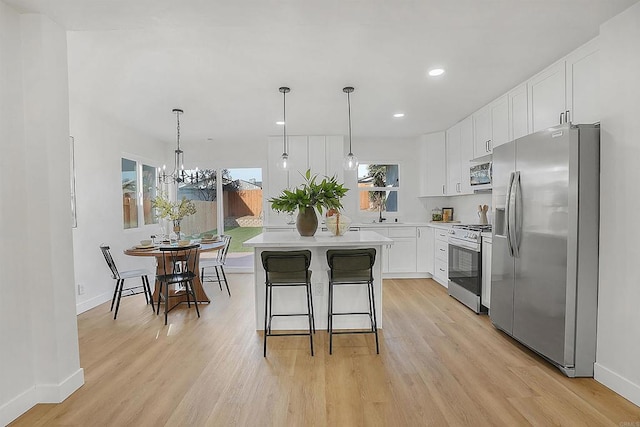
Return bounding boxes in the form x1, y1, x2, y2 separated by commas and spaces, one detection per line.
528, 37, 600, 132
528, 61, 567, 133
459, 116, 475, 194
419, 132, 446, 197
508, 83, 529, 141
473, 105, 491, 157
266, 135, 344, 224
446, 122, 462, 195
490, 95, 509, 148
566, 38, 600, 125
473, 94, 508, 157
446, 116, 474, 195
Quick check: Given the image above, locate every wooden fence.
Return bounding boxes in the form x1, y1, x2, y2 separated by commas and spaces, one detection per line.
227, 189, 262, 217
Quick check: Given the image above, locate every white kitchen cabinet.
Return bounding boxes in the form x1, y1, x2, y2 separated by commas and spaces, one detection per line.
528, 61, 567, 133
473, 95, 508, 157
459, 116, 475, 194
360, 226, 390, 273
566, 37, 600, 125
482, 236, 492, 310
445, 123, 462, 195
266, 135, 345, 225
490, 95, 509, 148
419, 132, 446, 196
287, 135, 311, 189
445, 120, 474, 196
433, 227, 449, 287
508, 83, 529, 141
473, 105, 491, 158
387, 227, 417, 274
416, 227, 434, 274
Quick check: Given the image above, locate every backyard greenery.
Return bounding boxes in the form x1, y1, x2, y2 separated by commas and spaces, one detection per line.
200, 226, 262, 253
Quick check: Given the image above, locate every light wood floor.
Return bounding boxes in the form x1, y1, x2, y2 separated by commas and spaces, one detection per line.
11, 276, 640, 426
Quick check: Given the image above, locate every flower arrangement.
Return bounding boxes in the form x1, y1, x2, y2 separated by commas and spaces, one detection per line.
152, 191, 197, 221
269, 169, 348, 215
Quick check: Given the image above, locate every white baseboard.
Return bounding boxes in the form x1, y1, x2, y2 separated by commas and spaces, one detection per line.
594, 362, 640, 407
76, 292, 111, 314
0, 386, 37, 427
36, 368, 85, 403
0, 369, 84, 426
382, 272, 431, 279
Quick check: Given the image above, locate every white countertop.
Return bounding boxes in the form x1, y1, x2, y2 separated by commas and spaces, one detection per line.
263, 221, 454, 229
244, 230, 394, 248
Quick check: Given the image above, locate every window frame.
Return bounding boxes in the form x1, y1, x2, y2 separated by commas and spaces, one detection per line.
121, 153, 160, 231
356, 162, 401, 218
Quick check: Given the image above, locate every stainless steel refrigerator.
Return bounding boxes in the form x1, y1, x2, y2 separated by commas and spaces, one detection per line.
491, 124, 599, 377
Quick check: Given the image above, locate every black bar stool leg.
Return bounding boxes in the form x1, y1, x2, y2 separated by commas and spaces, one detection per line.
263, 283, 270, 357
370, 281, 380, 354
221, 267, 231, 297
215, 266, 222, 291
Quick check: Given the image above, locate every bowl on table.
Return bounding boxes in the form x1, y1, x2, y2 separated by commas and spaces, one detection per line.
140, 239, 153, 247
178, 239, 191, 246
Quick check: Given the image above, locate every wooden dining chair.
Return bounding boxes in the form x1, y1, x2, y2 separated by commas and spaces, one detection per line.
156, 244, 201, 325
100, 244, 154, 319
200, 235, 232, 296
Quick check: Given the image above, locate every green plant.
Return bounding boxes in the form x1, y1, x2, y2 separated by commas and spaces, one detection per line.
269, 169, 349, 215
152, 191, 197, 221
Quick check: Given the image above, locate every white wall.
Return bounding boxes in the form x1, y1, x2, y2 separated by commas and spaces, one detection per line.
595, 1, 640, 406
0, 5, 83, 425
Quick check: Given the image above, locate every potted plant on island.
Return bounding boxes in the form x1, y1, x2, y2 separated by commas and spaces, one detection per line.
152, 191, 197, 241
269, 169, 349, 236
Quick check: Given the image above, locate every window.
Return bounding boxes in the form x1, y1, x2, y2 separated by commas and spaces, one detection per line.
357, 164, 399, 214
121, 157, 158, 229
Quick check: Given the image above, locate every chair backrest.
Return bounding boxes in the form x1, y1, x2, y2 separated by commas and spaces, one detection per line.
261, 250, 311, 274
160, 244, 200, 277
100, 244, 120, 280
217, 235, 232, 263
326, 248, 376, 279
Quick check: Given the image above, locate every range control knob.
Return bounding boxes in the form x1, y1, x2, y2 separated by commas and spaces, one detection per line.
470, 233, 478, 239
449, 229, 455, 234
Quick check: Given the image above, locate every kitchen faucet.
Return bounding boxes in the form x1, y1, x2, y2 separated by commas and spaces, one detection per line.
378, 200, 386, 222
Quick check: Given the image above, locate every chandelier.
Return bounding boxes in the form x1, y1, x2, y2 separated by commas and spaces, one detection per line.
343, 86, 358, 171
159, 108, 188, 184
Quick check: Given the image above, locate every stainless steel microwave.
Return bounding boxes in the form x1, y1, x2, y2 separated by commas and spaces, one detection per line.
470, 162, 492, 189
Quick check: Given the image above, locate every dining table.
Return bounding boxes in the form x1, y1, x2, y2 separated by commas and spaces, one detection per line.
124, 240, 225, 310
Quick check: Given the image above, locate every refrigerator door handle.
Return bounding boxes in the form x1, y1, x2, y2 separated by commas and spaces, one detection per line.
505, 171, 515, 257
512, 171, 522, 258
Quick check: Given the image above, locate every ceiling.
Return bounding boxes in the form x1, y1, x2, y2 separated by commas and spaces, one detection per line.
6, 0, 638, 146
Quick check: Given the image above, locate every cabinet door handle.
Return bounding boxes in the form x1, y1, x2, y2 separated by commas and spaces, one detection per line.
439, 268, 445, 272
417, 229, 421, 238
440, 248, 445, 252
560, 112, 565, 124
488, 140, 492, 151
565, 110, 570, 123
442, 185, 445, 195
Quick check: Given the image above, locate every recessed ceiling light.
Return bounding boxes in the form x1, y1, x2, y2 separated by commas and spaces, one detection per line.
393, 113, 405, 118
428, 68, 445, 77
276, 121, 285, 125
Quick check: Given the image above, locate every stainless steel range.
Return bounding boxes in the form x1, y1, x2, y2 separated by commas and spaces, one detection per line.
447, 224, 492, 314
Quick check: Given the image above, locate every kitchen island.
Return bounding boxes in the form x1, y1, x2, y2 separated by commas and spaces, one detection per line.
244, 230, 393, 331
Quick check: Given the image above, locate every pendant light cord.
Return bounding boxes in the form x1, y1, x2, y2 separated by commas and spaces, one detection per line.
347, 91, 352, 154
283, 90, 287, 155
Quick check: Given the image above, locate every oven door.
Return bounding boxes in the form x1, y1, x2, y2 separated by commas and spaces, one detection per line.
448, 240, 482, 296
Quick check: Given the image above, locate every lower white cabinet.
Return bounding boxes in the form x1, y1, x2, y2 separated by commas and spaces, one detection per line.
387, 227, 417, 274
433, 228, 449, 287
482, 236, 492, 310
416, 227, 434, 273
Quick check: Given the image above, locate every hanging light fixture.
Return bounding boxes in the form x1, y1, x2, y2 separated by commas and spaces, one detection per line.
343, 86, 358, 171
158, 108, 189, 184
276, 86, 291, 170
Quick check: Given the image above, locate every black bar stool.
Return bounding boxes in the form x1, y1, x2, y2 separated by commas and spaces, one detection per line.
261, 250, 315, 357
326, 248, 379, 355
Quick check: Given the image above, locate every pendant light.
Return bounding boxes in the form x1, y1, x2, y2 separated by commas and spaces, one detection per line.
343, 86, 358, 171
276, 86, 291, 170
